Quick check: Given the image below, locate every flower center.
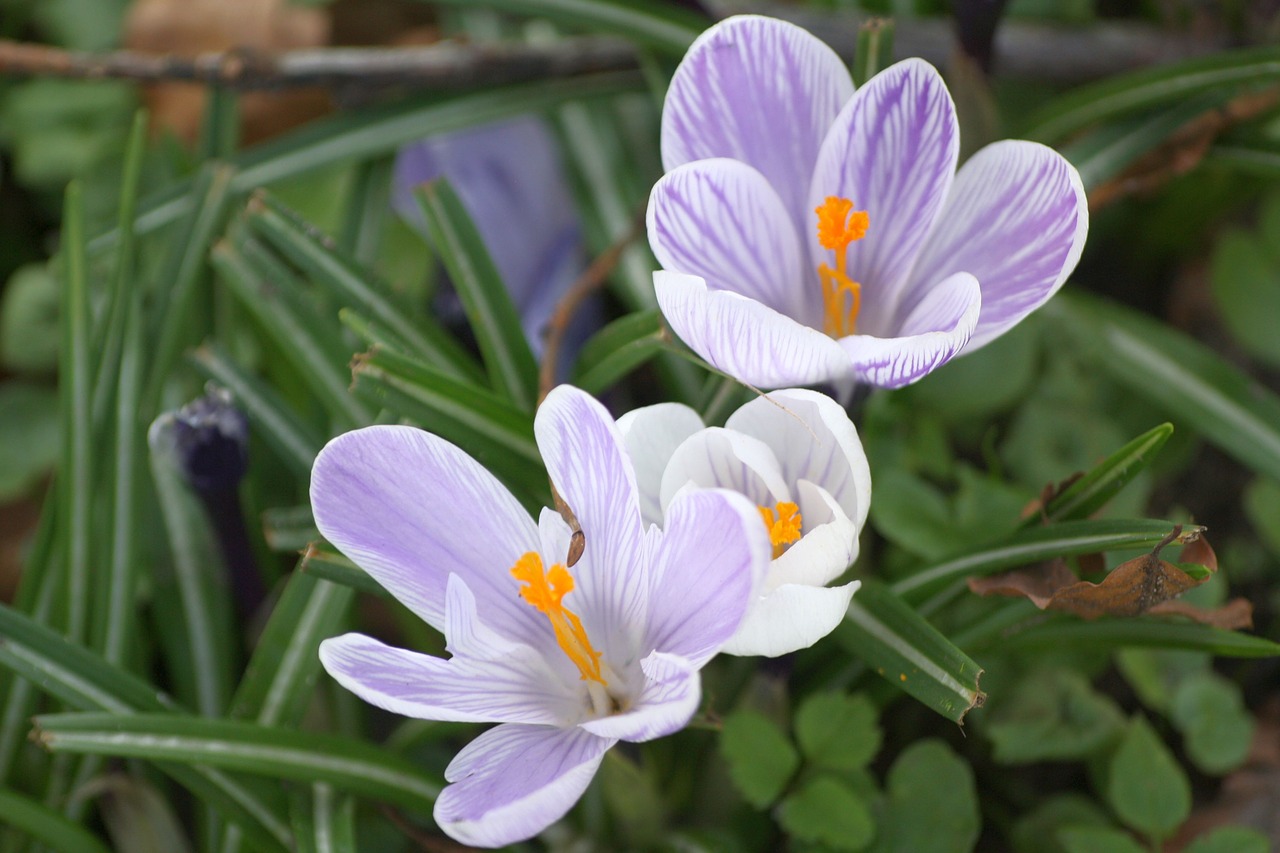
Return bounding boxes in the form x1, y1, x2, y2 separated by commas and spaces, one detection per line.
814, 196, 869, 338
511, 552, 606, 685
758, 501, 803, 559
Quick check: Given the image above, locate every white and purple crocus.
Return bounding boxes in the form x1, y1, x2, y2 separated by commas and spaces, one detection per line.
312, 386, 770, 847
648, 15, 1089, 389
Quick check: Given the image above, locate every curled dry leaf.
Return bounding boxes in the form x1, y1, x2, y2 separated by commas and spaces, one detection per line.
968, 525, 1251, 629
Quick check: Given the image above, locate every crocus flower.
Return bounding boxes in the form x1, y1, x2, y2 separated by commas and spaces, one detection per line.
618, 388, 869, 657
312, 385, 770, 847
647, 15, 1088, 389
392, 116, 587, 356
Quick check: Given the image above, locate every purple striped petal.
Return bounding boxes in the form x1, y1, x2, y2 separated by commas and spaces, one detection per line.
616, 403, 705, 528
721, 581, 860, 657
910, 140, 1088, 350
655, 271, 853, 388
838, 271, 981, 388
436, 723, 615, 847
725, 388, 871, 530
310, 425, 543, 643
648, 159, 815, 323
580, 652, 700, 741
808, 59, 959, 337
534, 387, 646, 666
643, 488, 769, 667
661, 15, 854, 230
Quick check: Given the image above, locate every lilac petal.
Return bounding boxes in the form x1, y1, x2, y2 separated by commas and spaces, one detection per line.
725, 388, 871, 530
808, 59, 959, 337
648, 159, 815, 323
721, 581, 860, 657
909, 139, 1088, 350
643, 488, 770, 667
661, 14, 854, 229
659, 427, 791, 512
310, 425, 542, 641
580, 652, 700, 742
436, 723, 614, 847
535, 387, 646, 665
838, 272, 981, 388
655, 271, 853, 388
616, 403, 705, 528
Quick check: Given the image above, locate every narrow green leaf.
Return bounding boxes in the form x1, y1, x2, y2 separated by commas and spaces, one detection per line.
190, 344, 325, 480
261, 505, 319, 552
58, 180, 93, 646
418, 180, 538, 409
212, 239, 371, 430
0, 787, 111, 853
337, 155, 393, 264
425, 0, 702, 53
230, 570, 353, 727
0, 604, 292, 851
300, 546, 391, 600
145, 163, 237, 414
245, 195, 482, 382
350, 342, 546, 494
148, 430, 238, 718
1024, 45, 1280, 144
291, 782, 357, 853
571, 310, 669, 394
1057, 294, 1280, 484
836, 580, 985, 724
892, 518, 1195, 603
1032, 423, 1174, 526
1001, 617, 1280, 658
96, 74, 644, 253
35, 713, 442, 815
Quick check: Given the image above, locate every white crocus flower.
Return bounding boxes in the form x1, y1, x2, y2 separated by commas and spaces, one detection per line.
618, 388, 870, 657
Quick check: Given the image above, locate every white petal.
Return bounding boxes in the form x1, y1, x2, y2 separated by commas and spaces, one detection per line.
655, 270, 853, 388
768, 481, 859, 589
616, 402, 705, 528
659, 426, 791, 514
721, 581, 860, 658
579, 652, 701, 742
726, 387, 871, 530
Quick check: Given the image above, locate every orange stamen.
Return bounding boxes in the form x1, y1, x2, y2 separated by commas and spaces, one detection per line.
758, 501, 803, 559
814, 196, 869, 337
511, 552, 605, 685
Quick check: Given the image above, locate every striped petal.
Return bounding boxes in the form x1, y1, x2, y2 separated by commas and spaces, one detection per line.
648, 159, 814, 322
655, 271, 853, 389
436, 724, 614, 847
808, 59, 959, 337
838, 271, 981, 388
309, 425, 543, 644
535, 386, 647, 667
661, 14, 854, 229
580, 652, 701, 742
909, 139, 1089, 350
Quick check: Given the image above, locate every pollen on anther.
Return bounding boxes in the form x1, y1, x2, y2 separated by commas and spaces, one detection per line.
815, 196, 869, 252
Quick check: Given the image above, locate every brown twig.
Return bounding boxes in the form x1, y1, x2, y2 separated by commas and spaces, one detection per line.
0, 36, 637, 92
380, 805, 479, 853
536, 208, 646, 405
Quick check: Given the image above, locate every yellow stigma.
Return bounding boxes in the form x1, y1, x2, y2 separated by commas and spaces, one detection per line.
814, 196, 869, 338
758, 501, 803, 559
511, 552, 605, 685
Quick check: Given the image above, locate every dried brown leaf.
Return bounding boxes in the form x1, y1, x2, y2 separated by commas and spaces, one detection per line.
1147, 598, 1254, 631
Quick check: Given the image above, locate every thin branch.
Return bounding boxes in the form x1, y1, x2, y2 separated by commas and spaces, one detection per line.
0, 36, 637, 92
